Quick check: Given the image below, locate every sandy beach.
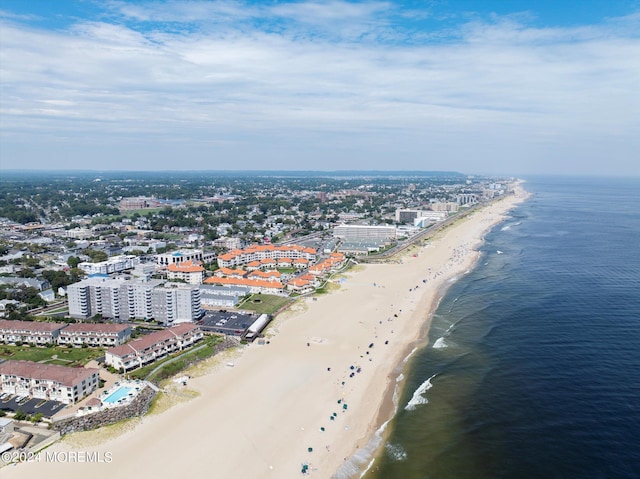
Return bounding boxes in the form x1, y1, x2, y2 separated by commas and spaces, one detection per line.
4, 185, 528, 479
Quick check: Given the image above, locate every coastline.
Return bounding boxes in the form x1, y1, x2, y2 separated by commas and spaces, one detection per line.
3, 184, 529, 479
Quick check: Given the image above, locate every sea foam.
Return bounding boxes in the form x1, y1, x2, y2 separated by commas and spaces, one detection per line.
332, 417, 393, 479
433, 337, 448, 349
385, 443, 408, 462
405, 374, 436, 411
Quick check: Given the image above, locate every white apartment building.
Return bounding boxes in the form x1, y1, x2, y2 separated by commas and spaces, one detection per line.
121, 279, 162, 320
395, 209, 448, 224
67, 277, 202, 322
212, 237, 242, 250
155, 249, 203, 266
105, 324, 203, 372
57, 323, 132, 347
333, 224, 397, 241
0, 320, 66, 346
78, 255, 140, 275
0, 360, 99, 404
151, 283, 202, 326
67, 277, 125, 319
166, 260, 205, 285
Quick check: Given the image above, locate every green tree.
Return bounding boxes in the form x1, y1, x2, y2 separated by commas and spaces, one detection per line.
67, 256, 80, 268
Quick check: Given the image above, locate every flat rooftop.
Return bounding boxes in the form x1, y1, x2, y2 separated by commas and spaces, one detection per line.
197, 310, 262, 336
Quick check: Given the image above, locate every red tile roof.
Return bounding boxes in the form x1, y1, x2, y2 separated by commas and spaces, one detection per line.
106, 324, 200, 358
0, 319, 66, 333
59, 323, 130, 334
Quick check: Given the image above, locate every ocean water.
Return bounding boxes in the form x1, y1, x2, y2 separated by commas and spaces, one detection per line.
364, 176, 640, 479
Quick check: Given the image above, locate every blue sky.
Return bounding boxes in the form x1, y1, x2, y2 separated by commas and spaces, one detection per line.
1, 1, 639, 175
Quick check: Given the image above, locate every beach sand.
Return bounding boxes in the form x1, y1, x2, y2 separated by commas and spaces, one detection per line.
3, 185, 528, 479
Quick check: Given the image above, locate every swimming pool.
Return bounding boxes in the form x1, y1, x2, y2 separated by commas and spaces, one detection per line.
102, 386, 132, 404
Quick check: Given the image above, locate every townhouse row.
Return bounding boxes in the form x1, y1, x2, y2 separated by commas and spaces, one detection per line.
104, 323, 203, 372
0, 360, 99, 404
0, 319, 131, 347
216, 244, 317, 268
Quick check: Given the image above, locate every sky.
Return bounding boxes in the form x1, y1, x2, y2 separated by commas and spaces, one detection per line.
0, 0, 639, 176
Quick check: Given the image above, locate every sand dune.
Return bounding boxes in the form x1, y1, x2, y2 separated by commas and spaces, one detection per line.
4, 186, 528, 479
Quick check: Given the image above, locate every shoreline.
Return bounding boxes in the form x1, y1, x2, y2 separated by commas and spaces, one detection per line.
3, 184, 529, 479
341, 216, 507, 479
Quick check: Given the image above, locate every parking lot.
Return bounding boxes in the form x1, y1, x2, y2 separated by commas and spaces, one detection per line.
0, 393, 66, 418
198, 310, 262, 336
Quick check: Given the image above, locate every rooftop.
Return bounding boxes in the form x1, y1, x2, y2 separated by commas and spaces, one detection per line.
0, 360, 98, 387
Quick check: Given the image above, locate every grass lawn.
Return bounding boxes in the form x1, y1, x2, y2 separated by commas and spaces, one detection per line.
277, 267, 297, 274
238, 294, 292, 315
0, 344, 104, 366
129, 335, 224, 382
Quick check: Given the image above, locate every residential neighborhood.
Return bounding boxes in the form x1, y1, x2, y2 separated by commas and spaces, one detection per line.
0, 171, 510, 449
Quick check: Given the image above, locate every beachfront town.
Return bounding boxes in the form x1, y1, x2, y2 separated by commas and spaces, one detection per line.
0, 172, 511, 458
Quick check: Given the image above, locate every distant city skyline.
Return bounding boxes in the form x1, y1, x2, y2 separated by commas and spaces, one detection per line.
1, 1, 639, 176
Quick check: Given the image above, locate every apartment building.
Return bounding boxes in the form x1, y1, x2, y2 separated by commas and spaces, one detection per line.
77, 255, 140, 275
104, 324, 203, 372
333, 224, 397, 241
166, 260, 205, 284
68, 277, 200, 323
155, 249, 216, 266
395, 209, 448, 224
57, 323, 132, 347
200, 284, 249, 308
151, 283, 202, 326
216, 244, 316, 268
0, 360, 99, 404
0, 320, 66, 346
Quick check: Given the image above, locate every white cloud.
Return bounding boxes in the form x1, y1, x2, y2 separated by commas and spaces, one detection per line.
0, 2, 639, 174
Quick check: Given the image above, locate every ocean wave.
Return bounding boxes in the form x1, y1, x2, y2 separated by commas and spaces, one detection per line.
433, 337, 448, 349
403, 347, 418, 363
332, 417, 393, 479
501, 225, 511, 231
385, 443, 408, 462
405, 374, 436, 411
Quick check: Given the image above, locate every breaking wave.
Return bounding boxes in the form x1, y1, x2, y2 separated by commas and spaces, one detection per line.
405, 374, 436, 411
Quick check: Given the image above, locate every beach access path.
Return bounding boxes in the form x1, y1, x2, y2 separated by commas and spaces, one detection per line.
4, 185, 528, 479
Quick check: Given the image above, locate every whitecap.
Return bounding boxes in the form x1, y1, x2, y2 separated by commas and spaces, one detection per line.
404, 374, 436, 411
433, 337, 447, 349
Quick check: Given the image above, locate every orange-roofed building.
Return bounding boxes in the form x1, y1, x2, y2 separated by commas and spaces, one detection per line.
216, 243, 316, 268
286, 278, 313, 294
167, 260, 205, 284
245, 260, 262, 271
293, 258, 310, 269
277, 257, 293, 267
204, 276, 285, 295
213, 268, 247, 279
247, 270, 282, 282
